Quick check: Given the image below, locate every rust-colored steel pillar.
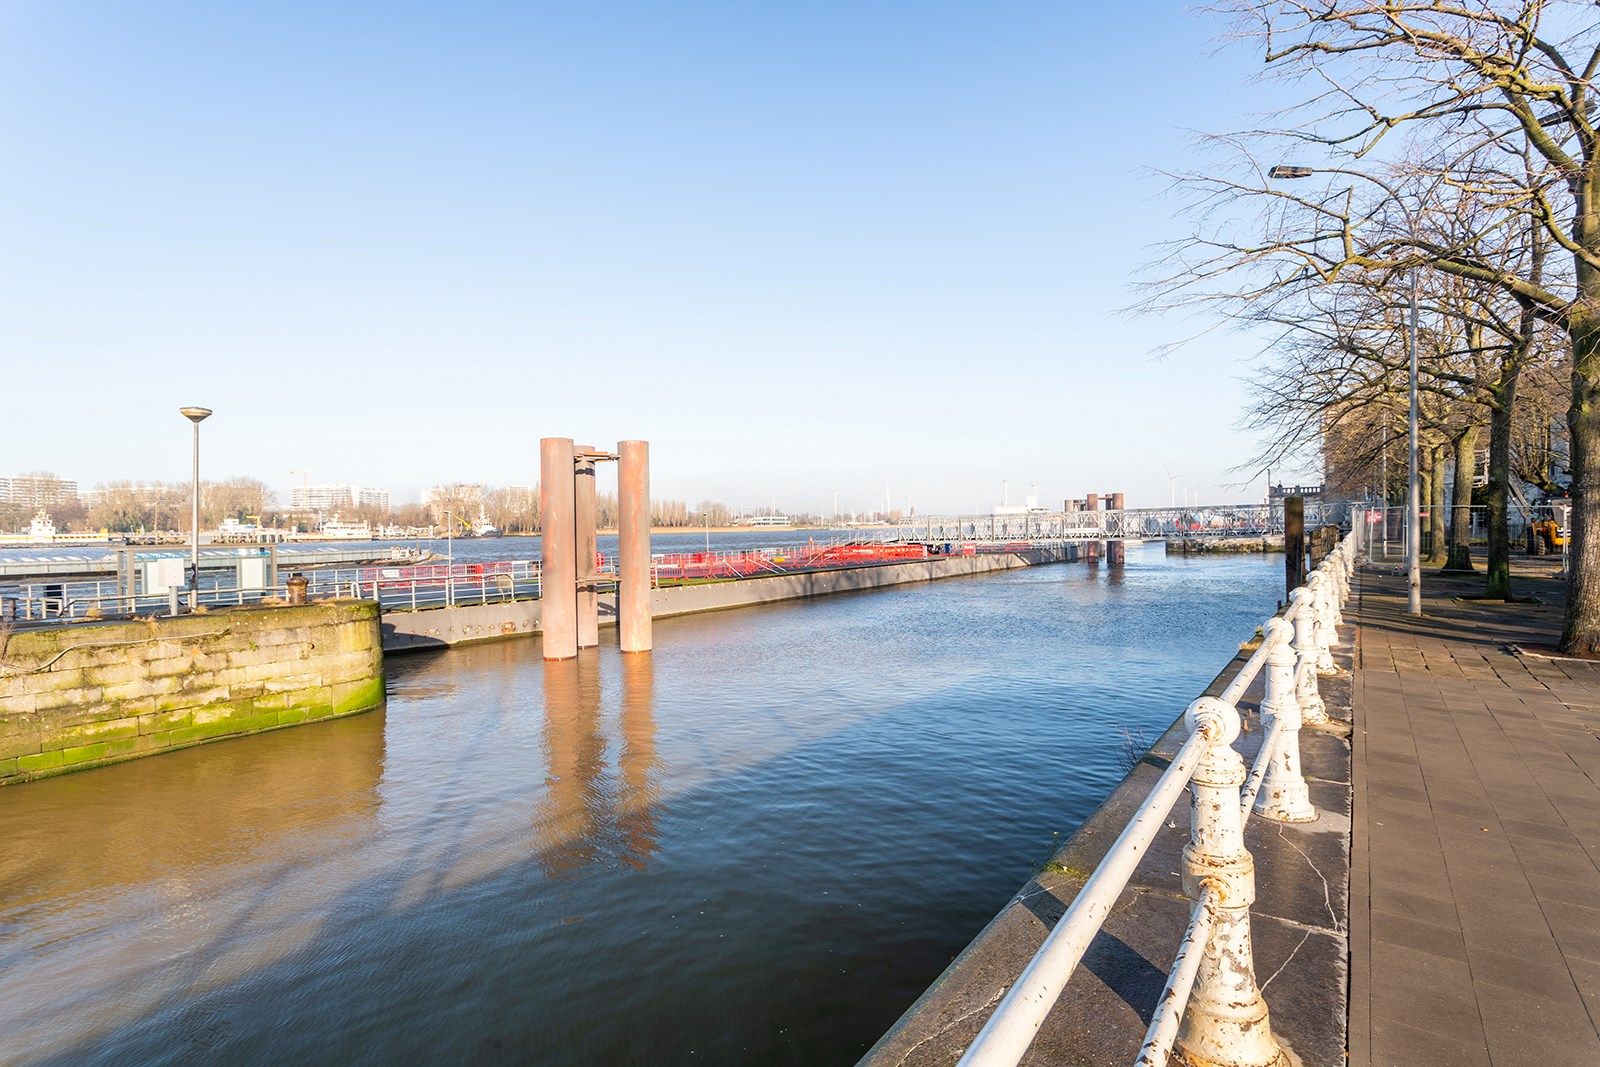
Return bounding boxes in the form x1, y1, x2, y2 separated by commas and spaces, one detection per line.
1285, 495, 1306, 602
1108, 491, 1126, 565
1084, 493, 1101, 564
618, 439, 652, 653
574, 444, 600, 649
540, 437, 578, 660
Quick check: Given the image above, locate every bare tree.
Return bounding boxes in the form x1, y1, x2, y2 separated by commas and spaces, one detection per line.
1208, 0, 1600, 649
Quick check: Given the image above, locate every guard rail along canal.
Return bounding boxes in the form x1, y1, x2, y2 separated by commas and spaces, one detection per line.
943, 529, 1356, 1067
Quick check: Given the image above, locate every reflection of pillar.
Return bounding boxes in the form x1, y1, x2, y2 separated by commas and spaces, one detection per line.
574, 445, 599, 649
617, 651, 659, 870
618, 440, 652, 653
535, 656, 607, 876
540, 437, 578, 660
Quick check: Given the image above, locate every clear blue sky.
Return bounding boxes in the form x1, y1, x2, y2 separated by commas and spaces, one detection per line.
0, 2, 1305, 512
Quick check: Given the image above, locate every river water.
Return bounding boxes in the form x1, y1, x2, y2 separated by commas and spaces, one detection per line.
0, 544, 1279, 1065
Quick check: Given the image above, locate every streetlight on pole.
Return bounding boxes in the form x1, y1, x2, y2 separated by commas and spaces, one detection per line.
1269, 164, 1424, 616
179, 406, 213, 609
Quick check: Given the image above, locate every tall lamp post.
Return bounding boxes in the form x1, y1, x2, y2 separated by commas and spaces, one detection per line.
179, 406, 212, 609
1269, 165, 1423, 616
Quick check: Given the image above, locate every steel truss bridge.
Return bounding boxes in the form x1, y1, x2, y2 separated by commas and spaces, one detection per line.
863, 502, 1348, 544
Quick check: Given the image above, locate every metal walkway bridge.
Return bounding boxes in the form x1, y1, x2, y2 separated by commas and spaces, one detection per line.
865, 502, 1345, 544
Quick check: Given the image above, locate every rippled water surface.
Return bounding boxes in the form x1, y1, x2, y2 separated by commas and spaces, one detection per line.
0, 546, 1278, 1065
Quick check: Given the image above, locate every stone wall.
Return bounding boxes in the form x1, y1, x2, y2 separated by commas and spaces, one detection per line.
0, 600, 384, 785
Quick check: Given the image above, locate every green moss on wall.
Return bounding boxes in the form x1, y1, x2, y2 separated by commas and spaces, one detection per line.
1, 601, 384, 785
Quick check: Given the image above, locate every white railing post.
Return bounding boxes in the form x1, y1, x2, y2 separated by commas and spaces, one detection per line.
1176, 696, 1289, 1067
1325, 550, 1347, 626
1289, 587, 1328, 726
1309, 572, 1337, 675
1254, 619, 1316, 823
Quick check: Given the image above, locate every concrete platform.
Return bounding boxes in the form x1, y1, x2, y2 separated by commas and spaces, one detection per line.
380, 547, 1075, 653
1349, 563, 1600, 1066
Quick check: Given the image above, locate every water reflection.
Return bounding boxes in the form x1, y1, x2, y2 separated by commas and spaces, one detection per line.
534, 649, 661, 876
0, 547, 1279, 1066
617, 652, 660, 870
0, 711, 387, 1060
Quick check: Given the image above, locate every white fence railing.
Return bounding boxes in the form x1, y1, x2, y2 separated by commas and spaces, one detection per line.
958, 527, 1357, 1067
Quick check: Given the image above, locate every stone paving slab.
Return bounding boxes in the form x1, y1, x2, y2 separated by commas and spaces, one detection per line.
1349, 562, 1600, 1067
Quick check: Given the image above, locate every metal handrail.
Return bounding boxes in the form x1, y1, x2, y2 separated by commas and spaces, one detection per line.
959, 526, 1358, 1067
959, 725, 1217, 1062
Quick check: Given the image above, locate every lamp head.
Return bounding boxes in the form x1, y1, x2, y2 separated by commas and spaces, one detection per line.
179, 406, 213, 423
1268, 165, 1314, 179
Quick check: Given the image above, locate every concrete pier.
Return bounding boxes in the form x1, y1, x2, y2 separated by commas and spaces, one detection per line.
380, 545, 1074, 653
538, 437, 578, 660
0, 601, 384, 785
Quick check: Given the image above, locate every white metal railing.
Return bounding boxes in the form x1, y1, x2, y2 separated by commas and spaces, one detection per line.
869, 503, 1349, 545
959, 526, 1358, 1067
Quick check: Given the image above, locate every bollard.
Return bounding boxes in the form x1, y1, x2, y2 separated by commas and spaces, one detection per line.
1289, 587, 1328, 725
1255, 619, 1317, 822
286, 574, 308, 606
1176, 697, 1292, 1067
1324, 550, 1347, 626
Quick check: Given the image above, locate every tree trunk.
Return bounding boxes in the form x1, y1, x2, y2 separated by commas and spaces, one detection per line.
1485, 376, 1517, 601
1446, 426, 1478, 571
1561, 313, 1600, 652
1426, 445, 1447, 564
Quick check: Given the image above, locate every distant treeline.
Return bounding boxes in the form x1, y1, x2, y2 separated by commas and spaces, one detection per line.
1, 474, 829, 533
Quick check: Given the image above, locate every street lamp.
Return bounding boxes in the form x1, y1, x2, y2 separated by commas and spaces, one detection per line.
1269, 164, 1423, 616
179, 406, 212, 609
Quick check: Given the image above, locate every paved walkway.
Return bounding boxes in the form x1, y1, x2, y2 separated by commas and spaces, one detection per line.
1350, 562, 1600, 1066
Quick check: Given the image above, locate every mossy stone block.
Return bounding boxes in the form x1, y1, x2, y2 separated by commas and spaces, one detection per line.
17, 750, 65, 773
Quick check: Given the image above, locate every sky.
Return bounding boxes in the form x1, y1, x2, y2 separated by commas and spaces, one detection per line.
0, 2, 1310, 513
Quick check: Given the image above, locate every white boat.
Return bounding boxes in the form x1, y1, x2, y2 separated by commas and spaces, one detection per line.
471, 508, 501, 538
214, 518, 288, 544
27, 511, 56, 542
319, 517, 373, 540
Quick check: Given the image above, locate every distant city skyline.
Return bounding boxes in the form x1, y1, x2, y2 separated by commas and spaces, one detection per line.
0, 4, 1320, 509
2, 463, 1290, 517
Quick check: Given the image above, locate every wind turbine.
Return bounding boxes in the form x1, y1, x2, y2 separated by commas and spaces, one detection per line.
1165, 465, 1187, 508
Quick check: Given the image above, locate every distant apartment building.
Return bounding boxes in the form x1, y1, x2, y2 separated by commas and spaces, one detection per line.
422, 483, 487, 508
0, 473, 79, 508
289, 484, 390, 514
